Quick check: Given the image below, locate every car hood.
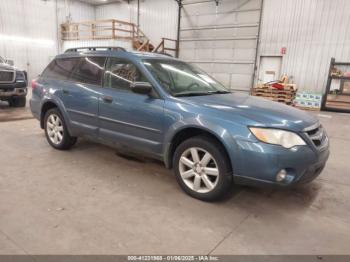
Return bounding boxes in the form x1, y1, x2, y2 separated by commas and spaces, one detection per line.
181, 92, 318, 131
0, 63, 16, 71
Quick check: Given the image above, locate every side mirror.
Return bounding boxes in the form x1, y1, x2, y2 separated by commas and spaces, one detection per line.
130, 82, 153, 95
6, 60, 14, 66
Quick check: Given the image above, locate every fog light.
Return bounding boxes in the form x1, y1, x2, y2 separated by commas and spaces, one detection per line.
276, 169, 287, 182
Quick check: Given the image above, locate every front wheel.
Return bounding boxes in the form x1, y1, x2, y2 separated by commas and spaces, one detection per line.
173, 136, 233, 201
44, 108, 77, 150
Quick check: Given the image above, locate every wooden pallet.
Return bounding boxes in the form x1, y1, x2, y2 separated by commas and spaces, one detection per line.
257, 96, 294, 104
252, 84, 297, 105
295, 106, 320, 111
252, 89, 295, 96
252, 92, 294, 100
256, 83, 297, 91
252, 88, 296, 96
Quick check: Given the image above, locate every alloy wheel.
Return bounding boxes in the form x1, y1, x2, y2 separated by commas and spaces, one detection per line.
46, 114, 64, 145
179, 147, 219, 193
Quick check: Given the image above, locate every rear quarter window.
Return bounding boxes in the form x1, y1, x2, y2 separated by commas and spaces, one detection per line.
42, 58, 80, 80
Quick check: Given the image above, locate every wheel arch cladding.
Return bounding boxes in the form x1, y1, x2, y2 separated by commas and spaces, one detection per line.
40, 101, 59, 129
165, 127, 233, 172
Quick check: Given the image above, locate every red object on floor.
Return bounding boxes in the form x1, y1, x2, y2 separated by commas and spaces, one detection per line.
272, 83, 284, 90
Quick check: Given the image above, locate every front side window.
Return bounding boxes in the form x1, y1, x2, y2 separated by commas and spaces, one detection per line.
104, 58, 148, 91
71, 56, 106, 85
42, 58, 80, 81
143, 59, 229, 97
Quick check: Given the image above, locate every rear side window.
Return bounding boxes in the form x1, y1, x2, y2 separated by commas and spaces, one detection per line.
42, 58, 80, 80
71, 57, 106, 85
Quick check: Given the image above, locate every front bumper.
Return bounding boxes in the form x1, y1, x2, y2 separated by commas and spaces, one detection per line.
233, 139, 330, 187
0, 87, 27, 98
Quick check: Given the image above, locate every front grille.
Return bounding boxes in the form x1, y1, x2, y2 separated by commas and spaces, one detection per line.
0, 70, 15, 83
304, 122, 328, 150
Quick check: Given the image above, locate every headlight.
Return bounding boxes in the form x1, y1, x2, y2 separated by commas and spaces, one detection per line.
249, 127, 306, 148
15, 71, 25, 80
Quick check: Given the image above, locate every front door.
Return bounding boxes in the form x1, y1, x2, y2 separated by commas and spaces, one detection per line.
98, 57, 164, 156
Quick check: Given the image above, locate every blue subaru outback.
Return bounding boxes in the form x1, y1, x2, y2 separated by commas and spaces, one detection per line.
30, 47, 330, 201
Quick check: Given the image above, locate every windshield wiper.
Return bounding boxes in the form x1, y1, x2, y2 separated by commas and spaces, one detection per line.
173, 91, 216, 97
207, 90, 231, 94
174, 90, 231, 97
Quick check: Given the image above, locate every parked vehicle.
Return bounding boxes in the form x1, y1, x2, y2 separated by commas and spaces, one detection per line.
30, 47, 330, 201
0, 56, 28, 107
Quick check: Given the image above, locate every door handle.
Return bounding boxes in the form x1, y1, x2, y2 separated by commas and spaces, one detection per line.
62, 89, 70, 95
102, 96, 113, 103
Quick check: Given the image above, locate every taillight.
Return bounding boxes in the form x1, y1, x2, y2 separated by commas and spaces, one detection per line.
31, 79, 38, 90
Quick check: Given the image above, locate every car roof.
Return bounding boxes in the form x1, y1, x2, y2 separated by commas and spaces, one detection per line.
55, 49, 178, 62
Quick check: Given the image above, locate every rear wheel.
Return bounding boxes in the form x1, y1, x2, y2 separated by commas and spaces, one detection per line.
44, 108, 77, 150
173, 136, 233, 201
9, 97, 26, 107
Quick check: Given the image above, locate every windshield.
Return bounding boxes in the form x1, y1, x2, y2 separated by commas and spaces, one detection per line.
143, 59, 230, 97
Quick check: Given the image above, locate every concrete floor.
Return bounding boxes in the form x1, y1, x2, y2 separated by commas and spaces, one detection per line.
0, 105, 350, 255
0, 90, 33, 122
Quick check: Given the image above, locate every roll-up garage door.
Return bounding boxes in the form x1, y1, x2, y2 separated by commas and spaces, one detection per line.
179, 0, 262, 92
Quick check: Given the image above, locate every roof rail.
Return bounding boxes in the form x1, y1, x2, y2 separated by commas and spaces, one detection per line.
64, 46, 127, 53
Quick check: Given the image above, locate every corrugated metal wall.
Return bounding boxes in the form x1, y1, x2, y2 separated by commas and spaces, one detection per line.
179, 0, 262, 92
0, 0, 57, 81
258, 0, 350, 93
138, 0, 178, 46
91, 1, 134, 51
0, 0, 177, 81
2, 0, 349, 95
0, 0, 95, 81
58, 0, 96, 53
95, 0, 178, 49
57, 0, 95, 23
63, 39, 132, 51
95, 1, 132, 22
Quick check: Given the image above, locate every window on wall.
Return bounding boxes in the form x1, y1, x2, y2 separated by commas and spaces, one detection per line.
104, 58, 148, 91
42, 58, 80, 80
70, 56, 106, 86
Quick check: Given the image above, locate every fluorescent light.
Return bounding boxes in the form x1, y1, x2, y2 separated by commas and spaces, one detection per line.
0, 34, 55, 47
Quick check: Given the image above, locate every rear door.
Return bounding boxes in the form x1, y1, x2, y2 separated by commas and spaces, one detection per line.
62, 56, 106, 136
98, 57, 165, 156
41, 57, 105, 137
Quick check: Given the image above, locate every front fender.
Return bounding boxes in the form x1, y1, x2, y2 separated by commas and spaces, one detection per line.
162, 116, 240, 172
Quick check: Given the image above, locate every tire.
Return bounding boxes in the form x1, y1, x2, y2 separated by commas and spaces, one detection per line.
44, 108, 77, 150
9, 97, 26, 107
173, 135, 233, 201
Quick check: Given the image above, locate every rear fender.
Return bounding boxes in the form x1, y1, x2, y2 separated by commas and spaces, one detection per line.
40, 96, 75, 136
